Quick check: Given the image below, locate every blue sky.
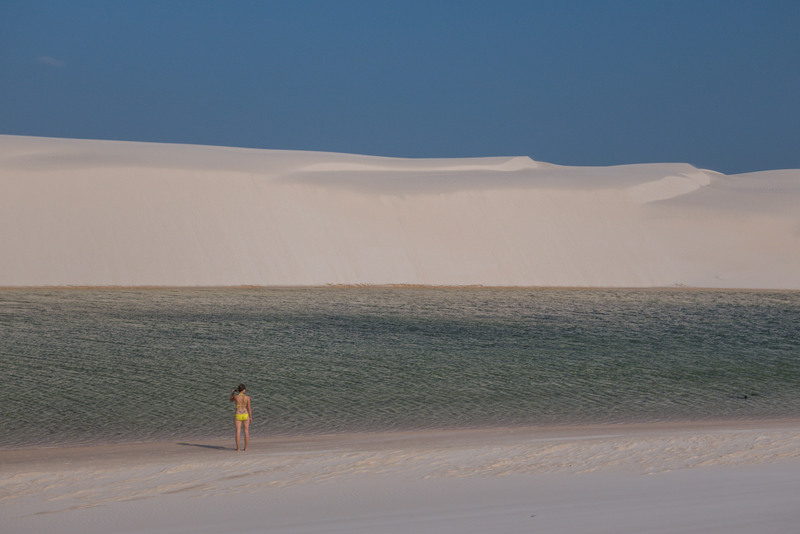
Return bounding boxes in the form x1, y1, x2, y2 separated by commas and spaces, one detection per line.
1, 0, 798, 174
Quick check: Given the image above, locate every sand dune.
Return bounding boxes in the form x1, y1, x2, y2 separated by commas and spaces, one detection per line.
1, 135, 798, 288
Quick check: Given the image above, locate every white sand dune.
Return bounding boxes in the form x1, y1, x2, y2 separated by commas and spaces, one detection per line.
1, 134, 798, 288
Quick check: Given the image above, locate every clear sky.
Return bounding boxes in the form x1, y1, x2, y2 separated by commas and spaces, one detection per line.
1, 0, 798, 174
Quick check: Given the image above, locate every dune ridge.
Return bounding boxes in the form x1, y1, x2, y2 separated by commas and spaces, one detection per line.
1, 135, 798, 288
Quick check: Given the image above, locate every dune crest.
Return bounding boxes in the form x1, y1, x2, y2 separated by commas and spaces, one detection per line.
627, 171, 714, 203
1, 135, 798, 288
294, 155, 539, 174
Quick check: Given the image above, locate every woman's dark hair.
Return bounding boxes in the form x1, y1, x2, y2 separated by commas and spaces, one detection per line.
237, 384, 246, 392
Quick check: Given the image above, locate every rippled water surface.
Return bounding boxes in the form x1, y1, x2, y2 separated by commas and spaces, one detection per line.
1, 288, 799, 448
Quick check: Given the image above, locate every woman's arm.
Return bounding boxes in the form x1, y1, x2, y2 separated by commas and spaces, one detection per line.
246, 397, 252, 419
229, 389, 238, 402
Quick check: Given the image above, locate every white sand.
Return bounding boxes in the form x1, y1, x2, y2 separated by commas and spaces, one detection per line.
2, 421, 800, 533
2, 135, 799, 288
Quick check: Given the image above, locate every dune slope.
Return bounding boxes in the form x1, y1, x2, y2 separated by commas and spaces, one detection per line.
1, 135, 798, 288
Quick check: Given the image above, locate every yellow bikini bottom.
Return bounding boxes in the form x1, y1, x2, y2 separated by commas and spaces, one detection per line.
235, 413, 249, 421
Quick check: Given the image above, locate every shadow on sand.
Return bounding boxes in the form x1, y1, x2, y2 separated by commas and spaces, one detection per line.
176, 442, 232, 451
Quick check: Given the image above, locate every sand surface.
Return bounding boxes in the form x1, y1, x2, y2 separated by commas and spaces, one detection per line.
2, 135, 799, 288
3, 420, 800, 533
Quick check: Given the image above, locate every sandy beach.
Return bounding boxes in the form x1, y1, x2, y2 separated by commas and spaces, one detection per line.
3, 419, 800, 533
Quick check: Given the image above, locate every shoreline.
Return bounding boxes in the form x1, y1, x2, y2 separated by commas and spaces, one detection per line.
4, 416, 800, 461
0, 417, 800, 473
4, 416, 800, 460
3, 285, 800, 292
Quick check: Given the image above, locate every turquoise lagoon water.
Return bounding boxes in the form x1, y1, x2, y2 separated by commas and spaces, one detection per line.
0, 288, 798, 448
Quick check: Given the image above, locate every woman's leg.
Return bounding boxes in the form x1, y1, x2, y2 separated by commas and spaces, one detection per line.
242, 418, 250, 451
234, 418, 242, 451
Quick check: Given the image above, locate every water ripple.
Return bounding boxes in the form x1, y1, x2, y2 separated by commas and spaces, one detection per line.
1, 288, 799, 447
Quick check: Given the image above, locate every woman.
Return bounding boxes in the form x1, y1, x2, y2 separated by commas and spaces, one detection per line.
229, 384, 252, 451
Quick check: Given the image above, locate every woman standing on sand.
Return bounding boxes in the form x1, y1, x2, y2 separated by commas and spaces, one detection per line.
229, 384, 252, 451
